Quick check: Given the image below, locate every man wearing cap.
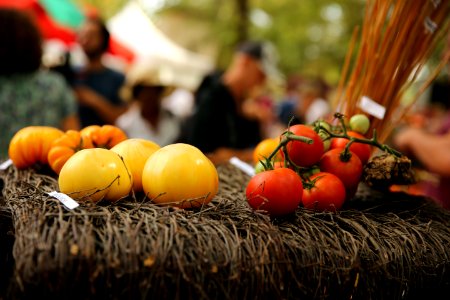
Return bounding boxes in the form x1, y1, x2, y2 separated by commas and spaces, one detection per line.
182, 40, 280, 165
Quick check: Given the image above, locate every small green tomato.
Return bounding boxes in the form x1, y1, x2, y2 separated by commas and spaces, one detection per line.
349, 114, 370, 135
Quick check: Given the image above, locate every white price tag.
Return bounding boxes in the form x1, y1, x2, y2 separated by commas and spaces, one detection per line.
48, 191, 80, 210
358, 96, 386, 120
0, 159, 13, 170
229, 157, 255, 177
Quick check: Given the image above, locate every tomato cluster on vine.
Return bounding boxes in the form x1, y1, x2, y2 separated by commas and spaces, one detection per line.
246, 113, 397, 217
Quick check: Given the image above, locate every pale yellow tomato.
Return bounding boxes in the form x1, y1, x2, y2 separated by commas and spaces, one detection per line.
58, 148, 133, 202
142, 143, 219, 208
111, 138, 160, 192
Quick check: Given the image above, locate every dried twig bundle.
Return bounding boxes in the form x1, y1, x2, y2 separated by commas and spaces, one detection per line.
333, 0, 450, 143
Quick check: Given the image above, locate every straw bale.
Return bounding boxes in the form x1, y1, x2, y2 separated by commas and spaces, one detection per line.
0, 163, 449, 299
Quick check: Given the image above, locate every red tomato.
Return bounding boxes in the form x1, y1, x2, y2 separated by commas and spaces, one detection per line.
302, 172, 346, 212
319, 148, 363, 191
330, 131, 371, 164
246, 168, 303, 217
282, 124, 324, 167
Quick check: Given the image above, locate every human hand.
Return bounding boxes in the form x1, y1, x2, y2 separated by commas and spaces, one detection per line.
74, 86, 101, 107
393, 127, 422, 154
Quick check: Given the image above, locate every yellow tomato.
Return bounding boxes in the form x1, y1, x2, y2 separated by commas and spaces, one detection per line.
58, 148, 133, 202
111, 138, 160, 192
142, 143, 219, 209
252, 138, 281, 165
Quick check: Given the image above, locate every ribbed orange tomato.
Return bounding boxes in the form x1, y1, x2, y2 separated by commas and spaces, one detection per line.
111, 138, 160, 192
48, 130, 94, 174
80, 125, 127, 149
142, 143, 219, 209
8, 126, 64, 169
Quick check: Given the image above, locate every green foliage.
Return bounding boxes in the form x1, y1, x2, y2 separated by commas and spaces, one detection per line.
156, 0, 366, 85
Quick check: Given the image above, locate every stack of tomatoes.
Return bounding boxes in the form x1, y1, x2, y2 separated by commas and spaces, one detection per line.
247, 114, 372, 216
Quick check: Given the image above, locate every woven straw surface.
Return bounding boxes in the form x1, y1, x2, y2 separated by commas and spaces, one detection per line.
0, 163, 449, 299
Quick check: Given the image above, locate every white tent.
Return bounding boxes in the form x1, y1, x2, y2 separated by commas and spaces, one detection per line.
107, 1, 214, 91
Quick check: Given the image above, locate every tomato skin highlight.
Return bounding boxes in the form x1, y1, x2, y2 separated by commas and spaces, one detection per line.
282, 124, 324, 167
319, 148, 363, 192
246, 168, 303, 217
330, 131, 371, 164
302, 172, 346, 212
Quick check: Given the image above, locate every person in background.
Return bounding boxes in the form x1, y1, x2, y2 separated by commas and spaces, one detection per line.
73, 16, 127, 127
182, 40, 281, 165
0, 8, 79, 159
115, 63, 181, 146
277, 74, 304, 125
277, 77, 331, 126
296, 78, 331, 124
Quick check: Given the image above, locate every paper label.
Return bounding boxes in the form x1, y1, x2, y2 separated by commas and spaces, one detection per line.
358, 96, 386, 120
48, 191, 80, 210
229, 157, 255, 177
0, 159, 13, 170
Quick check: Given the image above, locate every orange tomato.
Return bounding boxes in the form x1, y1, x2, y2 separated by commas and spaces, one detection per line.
252, 138, 281, 165
80, 125, 127, 149
48, 130, 94, 174
8, 126, 64, 169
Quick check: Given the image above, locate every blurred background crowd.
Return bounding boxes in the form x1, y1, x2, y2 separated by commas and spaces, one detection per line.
0, 0, 449, 206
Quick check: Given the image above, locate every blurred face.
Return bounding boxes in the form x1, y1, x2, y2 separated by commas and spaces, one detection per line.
243, 56, 266, 91
77, 20, 105, 59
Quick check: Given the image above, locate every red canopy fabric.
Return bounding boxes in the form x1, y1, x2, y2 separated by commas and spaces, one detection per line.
0, 0, 135, 64
0, 0, 77, 45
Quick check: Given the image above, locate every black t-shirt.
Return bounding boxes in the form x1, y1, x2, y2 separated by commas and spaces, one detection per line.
183, 76, 261, 153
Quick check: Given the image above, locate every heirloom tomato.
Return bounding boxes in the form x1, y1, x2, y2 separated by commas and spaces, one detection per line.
282, 124, 324, 167
142, 143, 218, 209
319, 148, 363, 191
8, 126, 64, 169
246, 168, 303, 217
48, 130, 94, 174
330, 131, 371, 164
302, 172, 346, 212
80, 124, 127, 149
58, 148, 133, 202
111, 138, 160, 192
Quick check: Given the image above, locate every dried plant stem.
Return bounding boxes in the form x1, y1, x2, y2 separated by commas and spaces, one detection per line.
334, 0, 450, 143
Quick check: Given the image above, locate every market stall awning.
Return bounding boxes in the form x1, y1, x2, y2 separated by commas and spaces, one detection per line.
107, 1, 214, 90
